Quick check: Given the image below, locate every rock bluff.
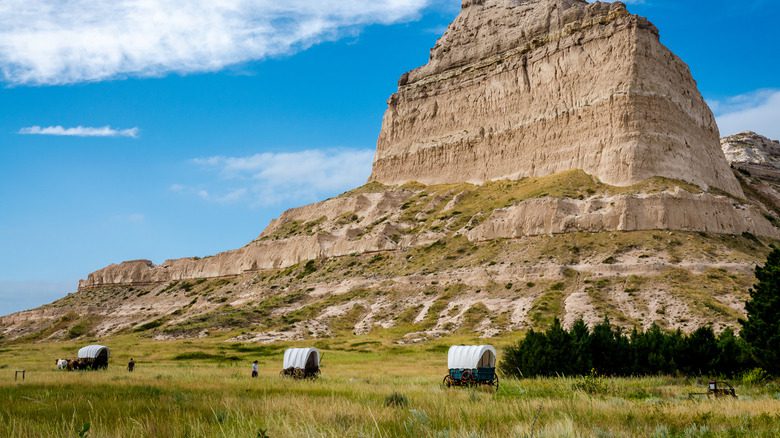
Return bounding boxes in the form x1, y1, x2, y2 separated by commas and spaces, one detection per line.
74, 1, 779, 291
370, 0, 743, 197
722, 131, 780, 181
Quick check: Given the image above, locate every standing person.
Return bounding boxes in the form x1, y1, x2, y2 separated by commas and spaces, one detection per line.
251, 360, 259, 378
128, 358, 135, 372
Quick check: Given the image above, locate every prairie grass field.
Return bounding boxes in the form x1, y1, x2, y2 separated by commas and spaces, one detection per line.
1, 335, 779, 437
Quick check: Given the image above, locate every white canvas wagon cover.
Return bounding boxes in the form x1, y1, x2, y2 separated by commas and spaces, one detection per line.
448, 345, 496, 369
78, 345, 109, 360
283, 348, 320, 369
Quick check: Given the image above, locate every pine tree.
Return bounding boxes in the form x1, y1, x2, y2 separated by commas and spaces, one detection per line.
544, 318, 574, 376
590, 317, 625, 375
740, 246, 780, 375
715, 328, 753, 377
680, 326, 718, 375
570, 319, 592, 375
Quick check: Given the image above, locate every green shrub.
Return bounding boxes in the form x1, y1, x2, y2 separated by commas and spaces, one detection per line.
134, 318, 166, 332
572, 369, 610, 395
68, 322, 89, 339
740, 368, 769, 385
384, 392, 409, 408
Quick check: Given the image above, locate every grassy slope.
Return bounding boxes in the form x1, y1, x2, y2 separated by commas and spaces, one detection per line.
263, 170, 705, 241
8, 230, 773, 343
1, 337, 779, 437
6, 169, 774, 342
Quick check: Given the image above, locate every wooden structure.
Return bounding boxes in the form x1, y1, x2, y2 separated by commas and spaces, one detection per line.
688, 381, 737, 399
280, 348, 321, 379
76, 345, 110, 370
443, 345, 498, 390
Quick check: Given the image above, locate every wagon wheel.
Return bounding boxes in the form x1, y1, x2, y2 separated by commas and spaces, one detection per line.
443, 375, 454, 388
492, 375, 499, 391
461, 370, 474, 386
280, 370, 287, 378
293, 368, 305, 380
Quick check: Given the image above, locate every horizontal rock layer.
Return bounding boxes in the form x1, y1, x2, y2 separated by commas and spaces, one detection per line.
370, 0, 742, 197
79, 182, 778, 289
467, 188, 778, 240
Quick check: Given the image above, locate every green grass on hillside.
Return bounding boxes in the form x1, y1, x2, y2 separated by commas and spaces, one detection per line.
260, 170, 706, 241
9, 230, 775, 343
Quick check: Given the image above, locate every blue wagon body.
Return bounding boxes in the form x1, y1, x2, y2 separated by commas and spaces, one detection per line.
448, 367, 495, 382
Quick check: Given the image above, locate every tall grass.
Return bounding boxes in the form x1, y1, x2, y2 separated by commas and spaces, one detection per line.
1, 337, 779, 437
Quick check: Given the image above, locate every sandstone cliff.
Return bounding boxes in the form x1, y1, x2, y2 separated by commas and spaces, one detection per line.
3, 2, 779, 342
74, 0, 776, 291
722, 131, 780, 222
370, 0, 742, 197
722, 131, 780, 181
77, 172, 778, 289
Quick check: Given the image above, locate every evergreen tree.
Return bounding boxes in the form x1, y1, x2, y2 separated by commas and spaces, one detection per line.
501, 316, 756, 378
680, 326, 718, 375
570, 319, 592, 375
589, 317, 625, 375
714, 328, 753, 377
544, 318, 575, 376
500, 330, 548, 378
740, 246, 780, 375
630, 324, 677, 375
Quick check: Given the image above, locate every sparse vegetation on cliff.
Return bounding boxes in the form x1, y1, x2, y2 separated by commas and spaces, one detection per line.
3, 230, 776, 343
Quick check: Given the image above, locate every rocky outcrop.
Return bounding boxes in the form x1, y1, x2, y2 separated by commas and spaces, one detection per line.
72, 3, 778, 292
370, 0, 742, 197
5, 228, 771, 341
468, 188, 779, 241
79, 180, 778, 289
722, 131, 780, 224
722, 131, 780, 181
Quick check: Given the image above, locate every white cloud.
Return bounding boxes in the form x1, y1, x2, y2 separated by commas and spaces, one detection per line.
176, 148, 374, 207
713, 89, 780, 139
0, 0, 430, 85
19, 125, 139, 138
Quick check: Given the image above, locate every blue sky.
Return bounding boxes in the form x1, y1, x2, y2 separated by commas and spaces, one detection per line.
1, 0, 778, 315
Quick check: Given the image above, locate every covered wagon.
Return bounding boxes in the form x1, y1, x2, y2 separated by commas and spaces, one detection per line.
281, 348, 321, 379
76, 345, 110, 370
443, 345, 498, 389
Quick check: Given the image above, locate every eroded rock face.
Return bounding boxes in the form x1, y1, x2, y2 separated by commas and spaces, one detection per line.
722, 131, 780, 180
468, 189, 779, 241
78, 183, 778, 289
722, 131, 780, 222
71, 3, 777, 292
370, 0, 742, 197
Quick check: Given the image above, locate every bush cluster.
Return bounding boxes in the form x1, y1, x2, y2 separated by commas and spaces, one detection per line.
502, 246, 780, 379
500, 318, 754, 378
